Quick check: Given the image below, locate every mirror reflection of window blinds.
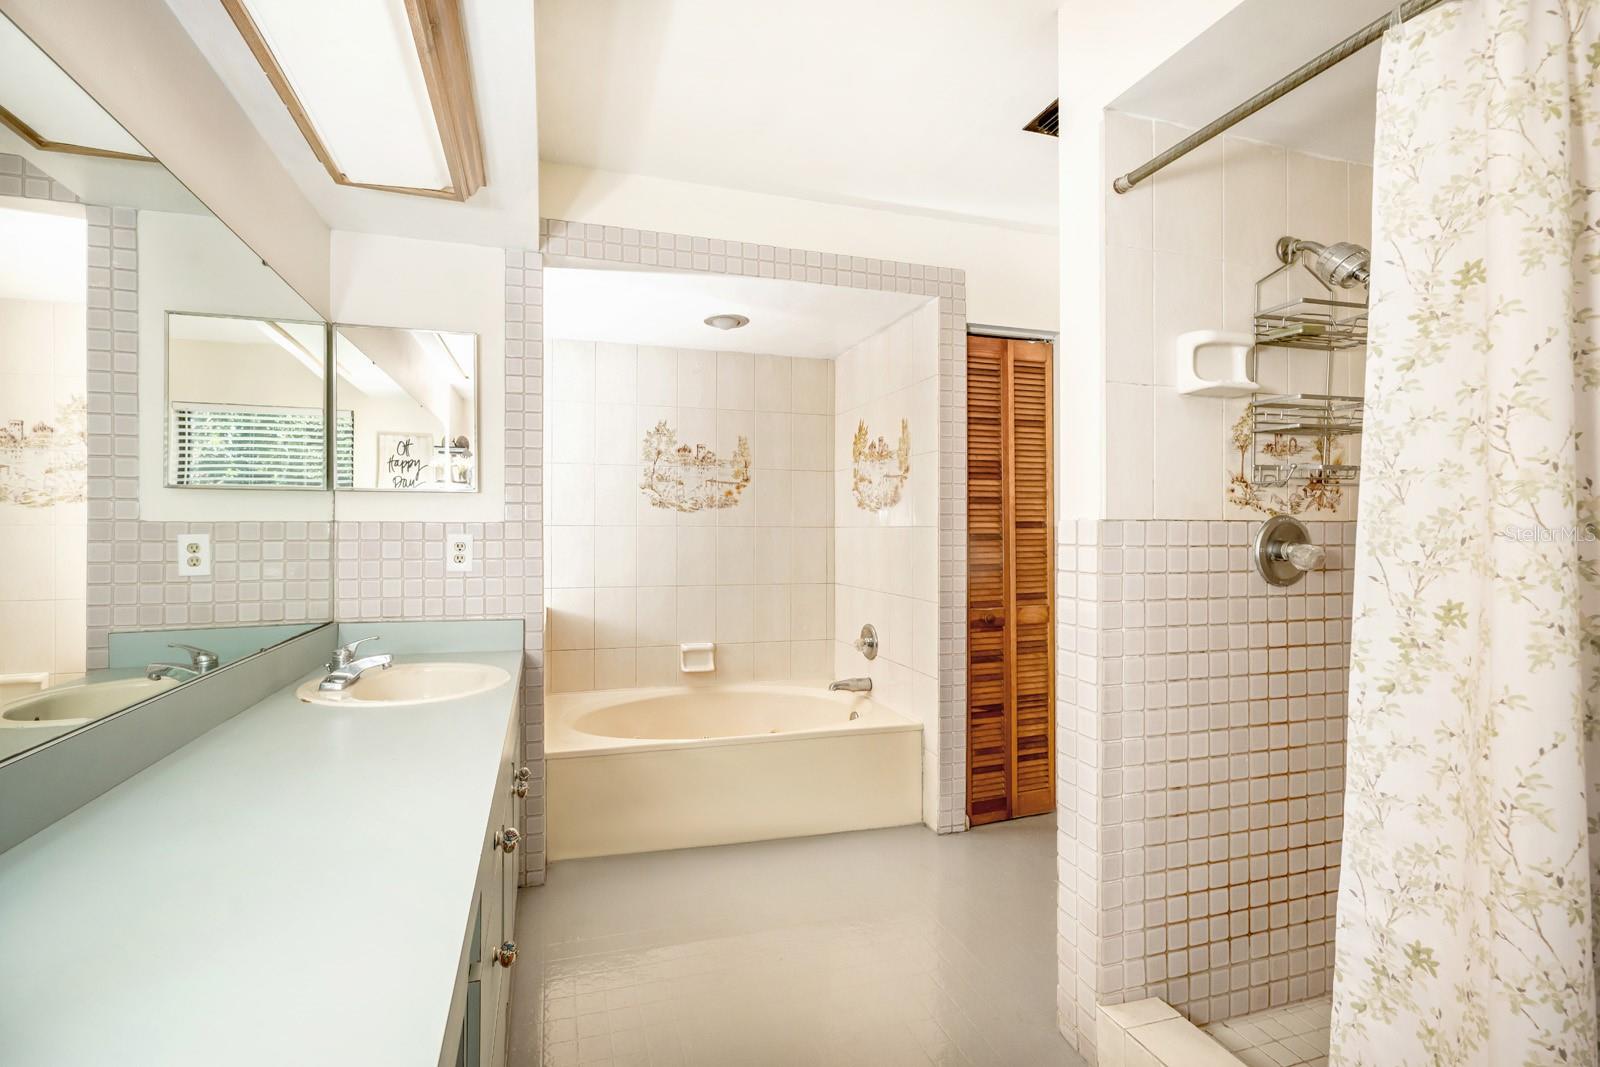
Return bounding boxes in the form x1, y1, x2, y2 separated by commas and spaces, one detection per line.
170, 402, 353, 488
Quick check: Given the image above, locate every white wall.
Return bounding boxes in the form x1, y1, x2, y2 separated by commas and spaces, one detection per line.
328, 231, 506, 523
136, 209, 328, 521
545, 340, 835, 691
831, 300, 942, 827
1056, 0, 1252, 521
542, 162, 1058, 334
0, 0, 331, 315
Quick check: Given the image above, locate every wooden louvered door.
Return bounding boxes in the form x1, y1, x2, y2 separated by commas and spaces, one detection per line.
966, 336, 1054, 826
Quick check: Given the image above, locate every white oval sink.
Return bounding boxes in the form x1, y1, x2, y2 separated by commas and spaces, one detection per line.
295, 662, 510, 707
0, 676, 181, 728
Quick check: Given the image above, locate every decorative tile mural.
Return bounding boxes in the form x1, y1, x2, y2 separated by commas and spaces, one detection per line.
1226, 412, 1346, 516
639, 420, 752, 512
0, 397, 87, 506
850, 418, 911, 512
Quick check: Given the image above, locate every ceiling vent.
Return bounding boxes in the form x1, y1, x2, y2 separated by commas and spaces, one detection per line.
1023, 99, 1059, 138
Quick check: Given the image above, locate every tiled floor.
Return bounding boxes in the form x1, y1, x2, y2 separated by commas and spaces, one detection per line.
508, 815, 1082, 1066
1202, 997, 1332, 1067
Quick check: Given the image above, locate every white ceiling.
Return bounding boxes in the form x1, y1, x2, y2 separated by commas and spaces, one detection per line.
1111, 0, 1403, 164
0, 199, 85, 303
535, 0, 1060, 231
161, 0, 540, 247
544, 266, 929, 359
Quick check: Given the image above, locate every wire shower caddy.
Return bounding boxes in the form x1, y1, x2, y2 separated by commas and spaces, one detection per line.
1244, 249, 1367, 491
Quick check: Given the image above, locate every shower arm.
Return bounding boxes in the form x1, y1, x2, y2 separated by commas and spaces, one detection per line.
1111, 0, 1454, 194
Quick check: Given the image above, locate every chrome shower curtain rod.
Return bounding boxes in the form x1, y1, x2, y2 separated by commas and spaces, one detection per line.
1111, 0, 1452, 194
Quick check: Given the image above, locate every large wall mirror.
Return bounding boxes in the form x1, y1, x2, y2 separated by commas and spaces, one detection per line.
0, 13, 333, 765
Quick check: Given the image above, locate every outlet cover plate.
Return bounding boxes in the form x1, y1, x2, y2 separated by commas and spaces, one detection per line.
177, 533, 211, 577
446, 533, 473, 573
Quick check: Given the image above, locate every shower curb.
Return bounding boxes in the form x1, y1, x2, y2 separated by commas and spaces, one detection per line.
1096, 998, 1244, 1067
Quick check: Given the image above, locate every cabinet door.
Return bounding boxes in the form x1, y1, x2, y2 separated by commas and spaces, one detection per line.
483, 753, 517, 1066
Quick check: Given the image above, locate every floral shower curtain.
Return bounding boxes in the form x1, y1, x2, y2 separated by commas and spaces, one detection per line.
1330, 1, 1600, 1064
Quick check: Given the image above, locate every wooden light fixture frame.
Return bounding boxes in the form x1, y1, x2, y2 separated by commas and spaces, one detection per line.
220, 0, 485, 201
0, 102, 156, 164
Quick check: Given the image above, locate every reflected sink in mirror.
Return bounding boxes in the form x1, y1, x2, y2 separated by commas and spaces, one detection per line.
295, 663, 510, 708
1, 676, 180, 727
0, 676, 181, 761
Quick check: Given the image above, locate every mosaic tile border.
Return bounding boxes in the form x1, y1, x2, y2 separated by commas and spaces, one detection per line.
542, 219, 969, 833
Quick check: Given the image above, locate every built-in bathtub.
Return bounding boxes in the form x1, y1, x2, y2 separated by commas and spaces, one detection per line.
545, 683, 922, 860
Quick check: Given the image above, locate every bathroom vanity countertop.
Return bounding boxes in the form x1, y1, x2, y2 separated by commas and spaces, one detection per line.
0, 650, 523, 1067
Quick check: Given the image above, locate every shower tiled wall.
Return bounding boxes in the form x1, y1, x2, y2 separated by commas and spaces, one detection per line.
1057, 518, 1352, 1058
1057, 114, 1373, 1061
543, 219, 970, 833
543, 340, 835, 691
333, 249, 546, 885
1102, 113, 1372, 522
833, 302, 943, 827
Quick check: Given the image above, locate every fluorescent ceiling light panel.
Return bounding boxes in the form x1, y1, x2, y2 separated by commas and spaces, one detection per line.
232, 0, 451, 190
0, 15, 151, 160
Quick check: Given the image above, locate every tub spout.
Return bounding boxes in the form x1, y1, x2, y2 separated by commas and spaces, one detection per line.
829, 677, 872, 693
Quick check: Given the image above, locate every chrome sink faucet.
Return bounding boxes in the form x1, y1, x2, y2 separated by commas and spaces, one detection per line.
146, 643, 219, 682
828, 677, 873, 693
318, 637, 393, 692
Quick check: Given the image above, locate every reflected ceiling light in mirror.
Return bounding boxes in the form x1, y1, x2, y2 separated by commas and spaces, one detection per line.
0, 15, 154, 162
254, 319, 324, 378
221, 0, 485, 200
704, 313, 750, 330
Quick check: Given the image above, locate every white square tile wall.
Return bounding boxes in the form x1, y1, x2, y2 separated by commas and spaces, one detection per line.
541, 219, 968, 836
544, 340, 835, 693
0, 287, 88, 687
1101, 114, 1373, 522
832, 303, 944, 828
1057, 519, 1352, 1059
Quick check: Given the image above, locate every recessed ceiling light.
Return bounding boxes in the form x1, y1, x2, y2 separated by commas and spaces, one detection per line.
704, 314, 750, 330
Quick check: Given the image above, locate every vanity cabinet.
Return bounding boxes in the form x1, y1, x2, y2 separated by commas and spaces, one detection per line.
446, 715, 525, 1067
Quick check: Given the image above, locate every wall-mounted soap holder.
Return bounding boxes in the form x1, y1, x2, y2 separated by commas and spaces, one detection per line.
1176, 331, 1260, 397
680, 642, 715, 673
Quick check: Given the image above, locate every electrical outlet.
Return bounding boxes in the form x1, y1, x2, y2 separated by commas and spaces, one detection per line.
446, 533, 473, 573
177, 533, 211, 577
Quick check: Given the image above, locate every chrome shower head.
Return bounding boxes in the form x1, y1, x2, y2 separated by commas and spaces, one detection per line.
1277, 236, 1371, 289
